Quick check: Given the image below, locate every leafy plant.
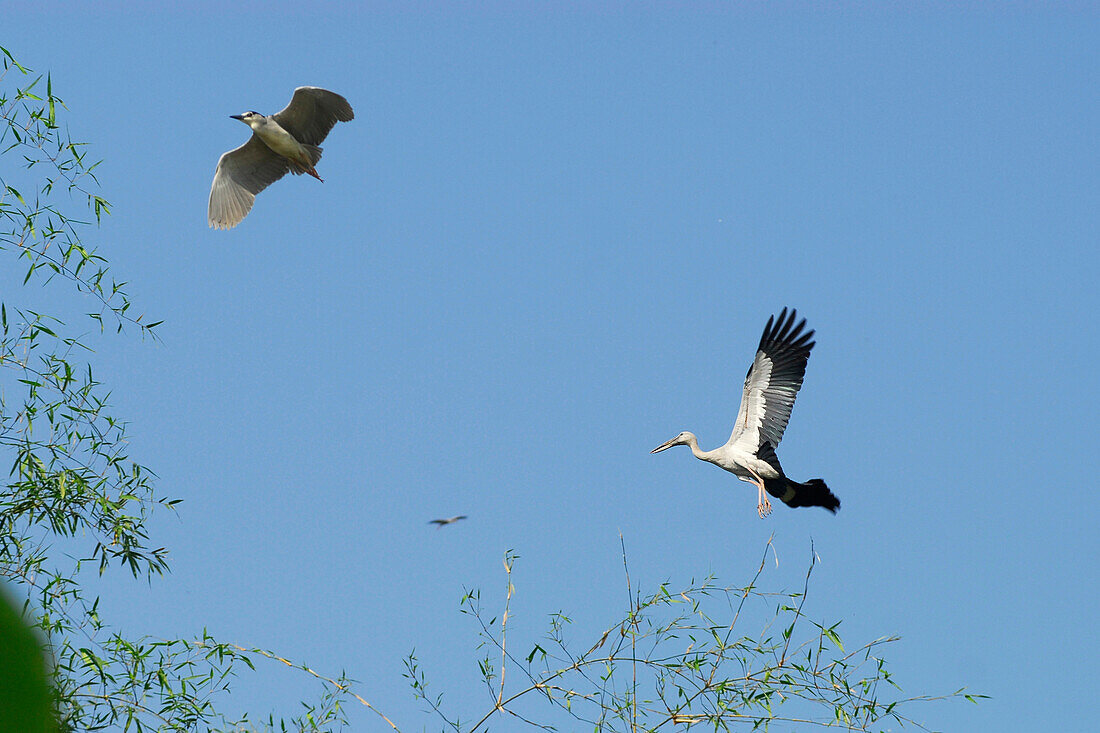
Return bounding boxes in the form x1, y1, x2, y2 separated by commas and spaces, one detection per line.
0, 581, 55, 732
407, 540, 983, 732
0, 45, 382, 732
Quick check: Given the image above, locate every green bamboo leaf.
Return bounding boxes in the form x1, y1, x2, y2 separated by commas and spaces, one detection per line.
823, 625, 844, 652
0, 45, 29, 72
47, 74, 55, 125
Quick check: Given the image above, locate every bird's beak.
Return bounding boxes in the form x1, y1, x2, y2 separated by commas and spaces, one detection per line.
651, 437, 678, 454
230, 114, 244, 121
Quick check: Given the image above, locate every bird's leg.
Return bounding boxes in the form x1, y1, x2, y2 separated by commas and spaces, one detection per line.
305, 167, 324, 182
747, 467, 772, 518
757, 483, 772, 518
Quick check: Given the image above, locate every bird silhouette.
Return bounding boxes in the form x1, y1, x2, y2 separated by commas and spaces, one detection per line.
429, 515, 468, 528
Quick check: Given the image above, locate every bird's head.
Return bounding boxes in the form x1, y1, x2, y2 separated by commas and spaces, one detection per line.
230, 111, 264, 128
651, 431, 696, 454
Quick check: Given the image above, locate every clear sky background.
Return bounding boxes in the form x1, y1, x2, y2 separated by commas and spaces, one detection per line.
5, 2, 1098, 730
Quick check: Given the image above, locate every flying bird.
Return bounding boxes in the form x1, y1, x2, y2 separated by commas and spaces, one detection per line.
429, 515, 467, 528
652, 308, 839, 518
208, 87, 354, 229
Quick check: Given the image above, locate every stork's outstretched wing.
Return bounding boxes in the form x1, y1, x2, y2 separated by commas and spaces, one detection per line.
273, 87, 354, 146
727, 308, 815, 453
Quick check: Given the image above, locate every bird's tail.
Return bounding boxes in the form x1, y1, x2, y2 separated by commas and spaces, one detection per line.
303, 144, 323, 166
780, 477, 840, 513
289, 144, 324, 175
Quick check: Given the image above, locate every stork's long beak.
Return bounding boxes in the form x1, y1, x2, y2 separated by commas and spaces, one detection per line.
230, 114, 244, 121
651, 437, 678, 454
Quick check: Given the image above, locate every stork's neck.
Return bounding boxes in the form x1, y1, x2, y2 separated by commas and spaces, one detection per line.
686, 434, 727, 468
684, 433, 708, 460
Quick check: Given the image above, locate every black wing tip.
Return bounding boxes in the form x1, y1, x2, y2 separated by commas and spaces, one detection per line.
759, 307, 815, 352
782, 478, 840, 513
807, 478, 840, 513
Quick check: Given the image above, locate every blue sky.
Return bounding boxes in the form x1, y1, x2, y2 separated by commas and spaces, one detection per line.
5, 2, 1099, 730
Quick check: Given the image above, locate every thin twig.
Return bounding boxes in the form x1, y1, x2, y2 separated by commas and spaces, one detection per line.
780, 539, 816, 666
190, 641, 399, 730
619, 531, 638, 733
498, 552, 516, 708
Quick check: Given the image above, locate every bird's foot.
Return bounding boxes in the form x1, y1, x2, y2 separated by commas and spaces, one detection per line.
306, 168, 324, 182
757, 497, 772, 518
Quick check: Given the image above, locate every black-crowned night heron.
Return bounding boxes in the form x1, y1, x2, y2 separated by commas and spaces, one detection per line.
208, 87, 354, 229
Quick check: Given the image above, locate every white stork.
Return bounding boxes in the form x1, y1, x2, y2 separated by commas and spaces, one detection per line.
652, 308, 839, 518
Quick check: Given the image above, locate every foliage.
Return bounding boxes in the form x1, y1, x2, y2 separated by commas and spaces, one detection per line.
0, 581, 55, 732
0, 45, 377, 732
405, 541, 982, 732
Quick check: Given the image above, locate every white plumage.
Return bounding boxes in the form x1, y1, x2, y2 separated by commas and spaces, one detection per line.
652, 308, 839, 518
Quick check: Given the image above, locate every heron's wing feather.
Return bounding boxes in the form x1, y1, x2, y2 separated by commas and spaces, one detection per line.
273, 87, 354, 146
208, 135, 290, 229
727, 308, 815, 453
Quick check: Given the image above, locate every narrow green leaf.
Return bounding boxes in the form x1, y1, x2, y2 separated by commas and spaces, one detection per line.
823, 625, 844, 652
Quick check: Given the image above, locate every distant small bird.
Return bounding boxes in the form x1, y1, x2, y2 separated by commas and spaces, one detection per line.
652, 308, 839, 518
429, 515, 467, 528
208, 87, 354, 229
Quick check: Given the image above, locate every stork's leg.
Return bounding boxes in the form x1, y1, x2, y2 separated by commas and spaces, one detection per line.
747, 467, 772, 518
305, 167, 324, 182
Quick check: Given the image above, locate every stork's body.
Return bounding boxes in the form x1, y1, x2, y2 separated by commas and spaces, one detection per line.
652, 308, 839, 518
674, 434, 782, 483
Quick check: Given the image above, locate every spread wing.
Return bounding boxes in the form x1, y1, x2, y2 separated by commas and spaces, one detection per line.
429, 516, 467, 526
208, 135, 290, 229
727, 308, 815, 454
272, 87, 354, 146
